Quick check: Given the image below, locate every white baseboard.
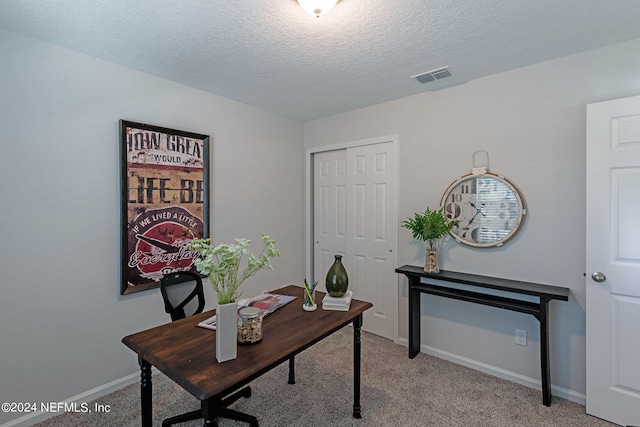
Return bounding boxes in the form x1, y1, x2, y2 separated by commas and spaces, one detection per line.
1, 371, 144, 427
397, 337, 586, 406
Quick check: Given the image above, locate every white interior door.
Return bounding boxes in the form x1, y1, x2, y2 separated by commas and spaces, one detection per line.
314, 149, 347, 286
312, 140, 397, 340
346, 143, 396, 339
586, 95, 640, 426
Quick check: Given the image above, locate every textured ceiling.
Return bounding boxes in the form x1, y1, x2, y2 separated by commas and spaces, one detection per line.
1, 0, 640, 121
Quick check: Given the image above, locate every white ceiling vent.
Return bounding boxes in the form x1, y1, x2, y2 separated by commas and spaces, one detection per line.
411, 66, 451, 84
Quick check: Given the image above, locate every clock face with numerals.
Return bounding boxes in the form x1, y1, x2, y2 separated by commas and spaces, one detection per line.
440, 173, 526, 248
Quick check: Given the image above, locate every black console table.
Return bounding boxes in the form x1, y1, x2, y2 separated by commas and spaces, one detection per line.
395, 265, 569, 406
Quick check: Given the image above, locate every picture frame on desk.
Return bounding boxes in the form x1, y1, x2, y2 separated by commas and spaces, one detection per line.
119, 120, 210, 295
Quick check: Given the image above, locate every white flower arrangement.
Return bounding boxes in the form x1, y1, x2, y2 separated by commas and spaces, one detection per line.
187, 234, 280, 304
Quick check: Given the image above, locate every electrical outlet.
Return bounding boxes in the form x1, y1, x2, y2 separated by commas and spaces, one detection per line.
515, 329, 527, 346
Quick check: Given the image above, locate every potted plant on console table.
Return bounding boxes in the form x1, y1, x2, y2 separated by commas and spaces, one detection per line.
402, 207, 458, 274
187, 234, 280, 362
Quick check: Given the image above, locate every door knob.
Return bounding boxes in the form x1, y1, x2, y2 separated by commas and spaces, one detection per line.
591, 272, 606, 283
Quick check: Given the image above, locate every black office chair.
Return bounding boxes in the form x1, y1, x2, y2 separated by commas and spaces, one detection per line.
160, 271, 256, 427
160, 270, 205, 321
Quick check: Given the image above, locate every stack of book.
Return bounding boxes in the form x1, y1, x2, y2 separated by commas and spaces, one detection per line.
322, 290, 353, 311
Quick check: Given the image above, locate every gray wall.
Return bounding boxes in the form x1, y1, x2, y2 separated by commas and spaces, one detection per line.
303, 38, 640, 401
0, 28, 304, 425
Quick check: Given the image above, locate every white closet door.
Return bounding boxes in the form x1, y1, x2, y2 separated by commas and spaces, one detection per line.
313, 141, 396, 339
313, 149, 347, 291
346, 142, 395, 339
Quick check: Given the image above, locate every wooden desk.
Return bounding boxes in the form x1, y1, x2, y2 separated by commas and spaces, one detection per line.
395, 265, 569, 406
122, 285, 372, 426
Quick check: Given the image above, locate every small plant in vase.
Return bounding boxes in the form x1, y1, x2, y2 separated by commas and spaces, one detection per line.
402, 207, 458, 274
187, 234, 280, 362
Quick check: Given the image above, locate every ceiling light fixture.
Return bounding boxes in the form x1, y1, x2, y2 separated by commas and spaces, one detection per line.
297, 0, 339, 17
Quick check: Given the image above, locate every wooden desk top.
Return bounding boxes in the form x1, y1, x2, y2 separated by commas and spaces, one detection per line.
122, 285, 372, 401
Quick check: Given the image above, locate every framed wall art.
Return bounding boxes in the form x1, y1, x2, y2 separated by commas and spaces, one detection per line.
119, 120, 210, 295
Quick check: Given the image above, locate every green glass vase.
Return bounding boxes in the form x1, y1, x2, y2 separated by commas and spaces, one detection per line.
325, 255, 348, 297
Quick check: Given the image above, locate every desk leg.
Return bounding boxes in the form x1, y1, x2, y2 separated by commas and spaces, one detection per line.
408, 278, 420, 359
539, 298, 552, 406
353, 314, 363, 419
140, 358, 152, 427
288, 357, 295, 384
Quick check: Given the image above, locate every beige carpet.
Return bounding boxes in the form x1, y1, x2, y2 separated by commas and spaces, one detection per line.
35, 328, 614, 426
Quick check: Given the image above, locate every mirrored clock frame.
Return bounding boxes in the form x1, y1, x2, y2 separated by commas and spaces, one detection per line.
440, 172, 526, 248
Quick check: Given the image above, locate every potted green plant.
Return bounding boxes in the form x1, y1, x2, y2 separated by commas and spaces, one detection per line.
187, 234, 280, 362
402, 207, 458, 273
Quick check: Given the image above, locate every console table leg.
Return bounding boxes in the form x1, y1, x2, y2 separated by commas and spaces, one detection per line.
409, 278, 420, 358
540, 298, 552, 406
352, 314, 363, 419
140, 358, 152, 427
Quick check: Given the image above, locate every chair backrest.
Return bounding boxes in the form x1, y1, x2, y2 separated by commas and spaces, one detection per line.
160, 271, 205, 321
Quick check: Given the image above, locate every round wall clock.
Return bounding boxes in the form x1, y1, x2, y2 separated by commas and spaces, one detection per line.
440, 172, 526, 248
